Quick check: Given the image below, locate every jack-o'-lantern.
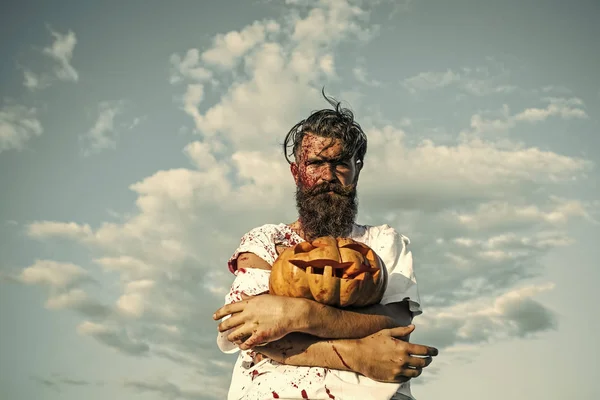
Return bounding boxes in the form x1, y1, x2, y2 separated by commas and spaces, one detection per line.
269, 236, 387, 307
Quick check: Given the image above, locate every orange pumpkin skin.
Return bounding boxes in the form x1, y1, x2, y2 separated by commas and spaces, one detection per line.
269, 236, 388, 307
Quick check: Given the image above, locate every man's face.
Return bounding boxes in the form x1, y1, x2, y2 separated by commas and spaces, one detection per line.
291, 133, 361, 240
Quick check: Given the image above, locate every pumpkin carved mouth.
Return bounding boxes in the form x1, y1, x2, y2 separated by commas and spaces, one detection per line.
288, 259, 379, 280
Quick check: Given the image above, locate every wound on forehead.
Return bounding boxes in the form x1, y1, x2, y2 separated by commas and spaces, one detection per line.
282, 90, 368, 166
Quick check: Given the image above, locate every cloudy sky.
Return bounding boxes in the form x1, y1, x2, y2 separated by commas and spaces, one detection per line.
1, 0, 599, 399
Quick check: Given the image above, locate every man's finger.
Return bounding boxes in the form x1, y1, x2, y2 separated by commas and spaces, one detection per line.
408, 343, 438, 357
388, 324, 415, 338
213, 302, 245, 320
218, 314, 245, 332
405, 355, 432, 369
399, 367, 422, 378
240, 332, 265, 351
227, 326, 253, 344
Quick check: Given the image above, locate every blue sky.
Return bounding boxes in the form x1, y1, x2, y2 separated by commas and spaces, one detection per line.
1, 0, 599, 399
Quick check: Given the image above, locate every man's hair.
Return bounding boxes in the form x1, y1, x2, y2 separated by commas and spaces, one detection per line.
283, 89, 367, 165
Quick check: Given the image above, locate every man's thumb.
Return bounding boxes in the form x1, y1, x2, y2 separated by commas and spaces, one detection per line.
389, 324, 415, 338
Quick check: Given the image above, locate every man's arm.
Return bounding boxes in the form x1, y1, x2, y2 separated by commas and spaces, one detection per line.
255, 327, 436, 383
299, 299, 413, 339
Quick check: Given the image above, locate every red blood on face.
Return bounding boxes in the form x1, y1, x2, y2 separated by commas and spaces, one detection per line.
293, 133, 355, 190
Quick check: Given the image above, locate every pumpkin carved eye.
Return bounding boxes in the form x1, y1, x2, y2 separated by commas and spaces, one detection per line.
269, 236, 388, 307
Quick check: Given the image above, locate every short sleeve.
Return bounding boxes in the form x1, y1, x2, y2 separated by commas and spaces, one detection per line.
374, 225, 422, 316
216, 268, 271, 353
227, 225, 280, 273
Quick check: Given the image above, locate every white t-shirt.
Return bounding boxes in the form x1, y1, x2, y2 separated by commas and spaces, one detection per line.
217, 223, 422, 400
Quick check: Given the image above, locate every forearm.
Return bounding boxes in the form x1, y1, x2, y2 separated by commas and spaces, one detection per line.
298, 300, 411, 339
256, 333, 358, 372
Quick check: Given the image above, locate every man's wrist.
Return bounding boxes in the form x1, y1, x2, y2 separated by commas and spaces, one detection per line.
294, 298, 339, 336
289, 297, 314, 333
330, 338, 362, 373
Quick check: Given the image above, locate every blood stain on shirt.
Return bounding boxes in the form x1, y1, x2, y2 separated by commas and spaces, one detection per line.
272, 391, 280, 398
325, 386, 335, 399
250, 369, 267, 381
301, 389, 308, 399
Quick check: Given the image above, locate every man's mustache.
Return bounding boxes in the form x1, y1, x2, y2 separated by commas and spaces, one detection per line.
304, 182, 356, 197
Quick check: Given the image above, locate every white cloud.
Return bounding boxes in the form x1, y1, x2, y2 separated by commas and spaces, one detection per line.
93, 256, 156, 281
201, 20, 279, 69
402, 62, 517, 96
27, 221, 93, 240
169, 49, 213, 84
116, 280, 156, 318
42, 29, 79, 82
22, 70, 46, 91
77, 321, 150, 356
415, 283, 557, 349
353, 66, 381, 86
464, 98, 588, 136
319, 54, 336, 76
182, 84, 205, 128
19, 260, 90, 289
45, 289, 110, 318
455, 198, 589, 230
403, 69, 461, 92
0, 103, 43, 153
291, 0, 376, 45
514, 99, 588, 122
80, 100, 138, 156
359, 125, 591, 211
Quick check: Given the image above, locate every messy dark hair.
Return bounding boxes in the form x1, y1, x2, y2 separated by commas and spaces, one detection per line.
283, 89, 367, 165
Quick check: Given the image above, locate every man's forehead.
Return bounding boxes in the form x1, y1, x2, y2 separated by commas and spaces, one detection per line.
299, 133, 343, 155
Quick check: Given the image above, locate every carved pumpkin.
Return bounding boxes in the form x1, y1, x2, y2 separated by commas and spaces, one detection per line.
269, 236, 387, 307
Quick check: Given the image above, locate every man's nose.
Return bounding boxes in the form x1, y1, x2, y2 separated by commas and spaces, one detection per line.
320, 163, 337, 183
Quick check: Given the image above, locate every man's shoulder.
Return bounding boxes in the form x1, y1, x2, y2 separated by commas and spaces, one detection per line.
353, 223, 411, 246
239, 223, 289, 239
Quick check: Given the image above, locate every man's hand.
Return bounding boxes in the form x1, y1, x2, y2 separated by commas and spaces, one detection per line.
351, 325, 438, 383
213, 294, 308, 350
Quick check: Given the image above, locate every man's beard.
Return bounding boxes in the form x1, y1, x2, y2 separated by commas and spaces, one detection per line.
295, 181, 358, 240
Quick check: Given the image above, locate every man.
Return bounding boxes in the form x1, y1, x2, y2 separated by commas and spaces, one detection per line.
213, 92, 438, 400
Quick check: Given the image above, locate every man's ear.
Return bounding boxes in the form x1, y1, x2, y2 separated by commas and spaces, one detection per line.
354, 159, 363, 183
356, 159, 363, 172
290, 162, 299, 185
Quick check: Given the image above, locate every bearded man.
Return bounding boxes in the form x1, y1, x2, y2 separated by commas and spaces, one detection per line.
213, 93, 438, 400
